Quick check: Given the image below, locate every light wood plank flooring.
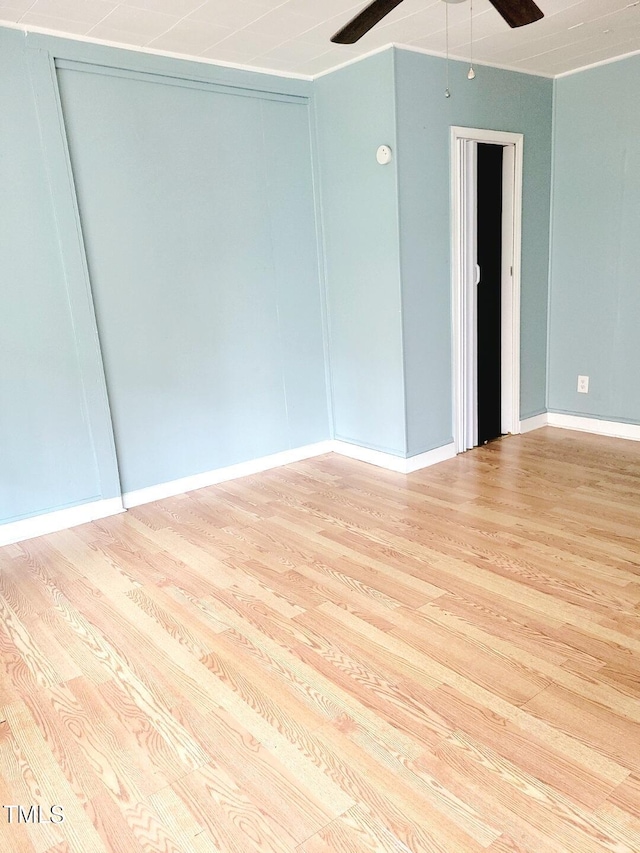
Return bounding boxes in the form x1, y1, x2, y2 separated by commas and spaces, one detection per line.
1, 427, 640, 852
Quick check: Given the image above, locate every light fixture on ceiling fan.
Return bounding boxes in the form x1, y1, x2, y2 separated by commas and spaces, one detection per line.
330, 0, 544, 44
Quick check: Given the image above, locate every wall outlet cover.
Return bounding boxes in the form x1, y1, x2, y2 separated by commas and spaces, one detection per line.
577, 375, 589, 393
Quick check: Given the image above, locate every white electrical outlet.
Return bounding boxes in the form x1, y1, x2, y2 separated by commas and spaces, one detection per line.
577, 375, 589, 393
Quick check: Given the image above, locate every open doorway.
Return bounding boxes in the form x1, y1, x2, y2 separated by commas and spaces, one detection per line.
477, 142, 503, 445
450, 126, 524, 454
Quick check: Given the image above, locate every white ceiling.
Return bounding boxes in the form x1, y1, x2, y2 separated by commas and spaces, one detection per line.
2, 0, 639, 78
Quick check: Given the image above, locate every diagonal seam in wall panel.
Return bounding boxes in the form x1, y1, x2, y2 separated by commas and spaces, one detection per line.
26, 45, 123, 504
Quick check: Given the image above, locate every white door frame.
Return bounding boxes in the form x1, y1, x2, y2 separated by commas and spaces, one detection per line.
450, 126, 524, 454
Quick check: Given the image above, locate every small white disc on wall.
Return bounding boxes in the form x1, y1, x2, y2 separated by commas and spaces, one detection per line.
376, 145, 392, 165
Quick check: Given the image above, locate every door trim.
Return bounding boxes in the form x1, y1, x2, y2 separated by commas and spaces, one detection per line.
450, 126, 524, 454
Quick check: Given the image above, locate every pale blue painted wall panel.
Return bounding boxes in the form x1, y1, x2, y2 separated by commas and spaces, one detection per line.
0, 29, 104, 523
1, 22, 558, 528
57, 66, 327, 492
260, 100, 330, 447
395, 51, 553, 455
548, 55, 640, 423
315, 51, 406, 456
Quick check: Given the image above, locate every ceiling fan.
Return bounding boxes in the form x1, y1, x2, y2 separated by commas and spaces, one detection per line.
331, 0, 544, 44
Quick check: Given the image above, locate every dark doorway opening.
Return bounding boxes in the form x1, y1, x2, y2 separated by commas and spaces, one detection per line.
476, 143, 504, 446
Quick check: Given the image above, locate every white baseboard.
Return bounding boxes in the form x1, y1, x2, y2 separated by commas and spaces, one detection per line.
404, 443, 457, 473
0, 437, 458, 546
332, 440, 408, 472
332, 440, 456, 474
517, 411, 640, 442
519, 413, 549, 433
0, 497, 124, 547
123, 441, 334, 508
547, 413, 640, 442
7, 413, 638, 547
125, 439, 459, 509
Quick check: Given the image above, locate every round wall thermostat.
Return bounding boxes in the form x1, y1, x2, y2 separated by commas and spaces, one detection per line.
376, 145, 392, 165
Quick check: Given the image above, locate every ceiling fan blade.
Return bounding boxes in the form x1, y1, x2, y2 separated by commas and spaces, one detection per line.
331, 0, 406, 44
488, 0, 544, 28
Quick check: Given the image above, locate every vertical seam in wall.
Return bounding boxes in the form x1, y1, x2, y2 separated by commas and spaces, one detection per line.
391, 46, 409, 458
545, 76, 557, 412
308, 84, 336, 440
259, 99, 291, 444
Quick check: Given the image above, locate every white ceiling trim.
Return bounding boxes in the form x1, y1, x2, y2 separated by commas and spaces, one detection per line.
554, 42, 640, 77
1, 11, 637, 83
311, 39, 554, 80
388, 40, 555, 78
311, 41, 392, 79
1, 21, 314, 79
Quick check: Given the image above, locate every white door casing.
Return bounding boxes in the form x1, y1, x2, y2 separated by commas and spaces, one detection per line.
450, 126, 523, 454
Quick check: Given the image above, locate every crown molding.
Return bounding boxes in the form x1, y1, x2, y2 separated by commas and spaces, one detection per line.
8, 20, 636, 83
554, 45, 640, 79
0, 21, 314, 81
389, 42, 555, 79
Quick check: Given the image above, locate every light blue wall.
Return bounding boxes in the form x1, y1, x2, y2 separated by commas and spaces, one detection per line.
314, 47, 553, 458
314, 51, 407, 456
548, 54, 640, 424
0, 23, 581, 530
395, 49, 554, 455
0, 29, 119, 524
57, 61, 328, 493
1, 26, 328, 520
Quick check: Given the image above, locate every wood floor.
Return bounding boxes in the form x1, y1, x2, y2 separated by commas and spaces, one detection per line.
1, 428, 640, 852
